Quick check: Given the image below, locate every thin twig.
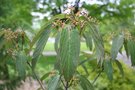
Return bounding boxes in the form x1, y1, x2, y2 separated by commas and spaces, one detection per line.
68, 79, 74, 87
60, 76, 66, 88
92, 68, 103, 84
27, 62, 45, 90
65, 81, 69, 90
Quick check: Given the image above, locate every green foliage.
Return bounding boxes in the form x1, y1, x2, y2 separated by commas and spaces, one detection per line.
30, 6, 135, 88
79, 75, 94, 90
1, 0, 135, 90
88, 25, 104, 64
127, 39, 135, 66
0, 0, 35, 29
111, 34, 124, 60
48, 75, 60, 90
32, 27, 51, 69
98, 64, 135, 90
115, 60, 124, 77
30, 12, 105, 89
37, 55, 135, 90
59, 28, 80, 81
83, 31, 93, 51
16, 51, 27, 78
104, 60, 113, 81
0, 29, 29, 90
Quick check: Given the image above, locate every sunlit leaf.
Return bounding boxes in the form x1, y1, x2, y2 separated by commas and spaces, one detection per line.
111, 34, 124, 60
40, 72, 50, 81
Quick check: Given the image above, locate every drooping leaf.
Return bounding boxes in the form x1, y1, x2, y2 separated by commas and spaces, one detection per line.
88, 25, 104, 64
83, 32, 93, 51
115, 60, 124, 77
32, 28, 51, 69
59, 28, 80, 81
111, 34, 124, 60
16, 51, 27, 78
127, 39, 135, 66
104, 60, 113, 81
79, 75, 94, 90
82, 16, 104, 64
48, 75, 60, 90
124, 39, 129, 58
119, 46, 123, 54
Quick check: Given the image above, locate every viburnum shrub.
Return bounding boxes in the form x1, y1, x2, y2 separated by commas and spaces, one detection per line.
30, 9, 104, 90
1, 8, 135, 90
31, 8, 135, 89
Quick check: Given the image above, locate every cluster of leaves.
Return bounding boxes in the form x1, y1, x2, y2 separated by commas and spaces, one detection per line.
0, 28, 29, 90
30, 10, 105, 89
99, 29, 135, 81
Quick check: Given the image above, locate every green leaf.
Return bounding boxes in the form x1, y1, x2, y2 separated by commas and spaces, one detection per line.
89, 25, 104, 64
54, 31, 61, 70
48, 75, 60, 90
104, 60, 113, 81
40, 72, 50, 81
127, 39, 135, 66
115, 60, 124, 77
59, 28, 80, 81
16, 51, 27, 78
79, 57, 95, 66
32, 28, 51, 69
79, 75, 94, 90
54, 31, 61, 53
124, 39, 129, 58
82, 16, 104, 64
81, 64, 89, 75
83, 32, 93, 51
55, 0, 63, 7
111, 34, 124, 60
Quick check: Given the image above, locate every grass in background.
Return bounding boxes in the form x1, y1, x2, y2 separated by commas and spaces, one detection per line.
44, 42, 88, 51
36, 55, 56, 77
